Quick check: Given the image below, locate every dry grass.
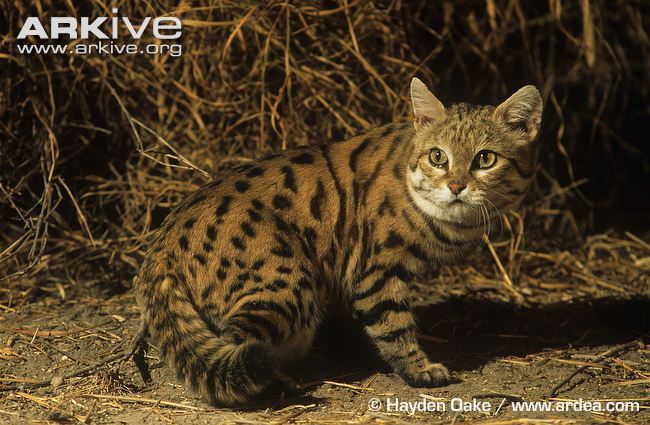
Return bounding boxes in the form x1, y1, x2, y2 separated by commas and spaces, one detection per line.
1, 0, 648, 295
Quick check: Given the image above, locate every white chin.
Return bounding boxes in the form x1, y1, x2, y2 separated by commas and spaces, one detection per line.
442, 201, 476, 223
408, 185, 470, 222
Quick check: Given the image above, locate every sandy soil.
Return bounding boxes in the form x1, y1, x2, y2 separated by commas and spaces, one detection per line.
1, 270, 648, 424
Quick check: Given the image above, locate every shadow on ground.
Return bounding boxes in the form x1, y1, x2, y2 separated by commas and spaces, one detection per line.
298, 295, 649, 385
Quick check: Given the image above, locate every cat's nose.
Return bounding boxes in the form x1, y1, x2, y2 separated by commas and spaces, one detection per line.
448, 181, 466, 195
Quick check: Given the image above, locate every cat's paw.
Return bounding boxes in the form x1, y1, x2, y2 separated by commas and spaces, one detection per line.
255, 372, 301, 404
273, 372, 301, 396
398, 362, 451, 388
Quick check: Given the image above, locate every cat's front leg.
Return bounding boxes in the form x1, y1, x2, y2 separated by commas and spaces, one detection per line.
352, 263, 450, 387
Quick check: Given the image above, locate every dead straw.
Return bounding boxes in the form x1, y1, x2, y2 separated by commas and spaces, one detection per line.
1, 1, 647, 292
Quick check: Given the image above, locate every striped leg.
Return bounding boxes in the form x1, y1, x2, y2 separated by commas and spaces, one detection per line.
352, 263, 450, 387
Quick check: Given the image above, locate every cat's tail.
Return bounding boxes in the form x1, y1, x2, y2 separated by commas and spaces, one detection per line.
135, 275, 280, 406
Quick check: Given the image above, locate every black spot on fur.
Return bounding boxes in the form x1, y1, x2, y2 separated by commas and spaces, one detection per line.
298, 278, 312, 290
281, 166, 298, 193
201, 284, 216, 301
303, 227, 317, 254
271, 234, 293, 258
247, 208, 262, 222
273, 195, 292, 210
193, 253, 207, 266
273, 214, 290, 232
349, 137, 371, 171
357, 299, 410, 326
251, 259, 265, 270
378, 195, 396, 217
179, 236, 189, 251
310, 180, 325, 221
406, 244, 428, 262
235, 180, 250, 193
206, 225, 217, 241
231, 236, 246, 251
241, 222, 256, 237
320, 144, 347, 243
277, 266, 292, 274
233, 163, 253, 173
183, 218, 196, 229
267, 279, 289, 292
224, 280, 245, 303
380, 124, 395, 137
216, 196, 232, 216
384, 231, 404, 248
290, 152, 314, 164
392, 163, 402, 179
217, 268, 227, 280
245, 167, 265, 178
251, 199, 264, 210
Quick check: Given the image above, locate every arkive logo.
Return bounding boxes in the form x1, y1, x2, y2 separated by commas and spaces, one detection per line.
16, 8, 183, 57
18, 8, 181, 40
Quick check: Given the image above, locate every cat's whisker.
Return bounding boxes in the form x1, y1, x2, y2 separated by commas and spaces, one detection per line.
481, 203, 492, 235
484, 199, 505, 240
473, 203, 483, 229
488, 188, 517, 203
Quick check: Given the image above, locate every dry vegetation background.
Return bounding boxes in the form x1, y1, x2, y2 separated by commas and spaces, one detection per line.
0, 1, 649, 422
1, 0, 649, 293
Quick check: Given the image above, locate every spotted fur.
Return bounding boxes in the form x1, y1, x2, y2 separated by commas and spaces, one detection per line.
134, 78, 543, 406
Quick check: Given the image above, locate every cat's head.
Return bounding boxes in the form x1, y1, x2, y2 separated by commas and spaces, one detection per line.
406, 78, 542, 227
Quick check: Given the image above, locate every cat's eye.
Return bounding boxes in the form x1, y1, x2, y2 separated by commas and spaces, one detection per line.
473, 150, 497, 169
429, 148, 448, 168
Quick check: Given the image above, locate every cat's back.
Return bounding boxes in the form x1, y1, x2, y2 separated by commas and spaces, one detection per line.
134, 123, 413, 308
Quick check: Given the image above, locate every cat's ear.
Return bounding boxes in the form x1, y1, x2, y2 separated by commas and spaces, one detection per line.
410, 78, 446, 131
494, 85, 543, 141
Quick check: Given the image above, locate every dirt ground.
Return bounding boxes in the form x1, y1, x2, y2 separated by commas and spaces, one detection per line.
1, 242, 648, 425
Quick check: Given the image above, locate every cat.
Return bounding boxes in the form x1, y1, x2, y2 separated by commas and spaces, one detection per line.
133, 78, 542, 406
